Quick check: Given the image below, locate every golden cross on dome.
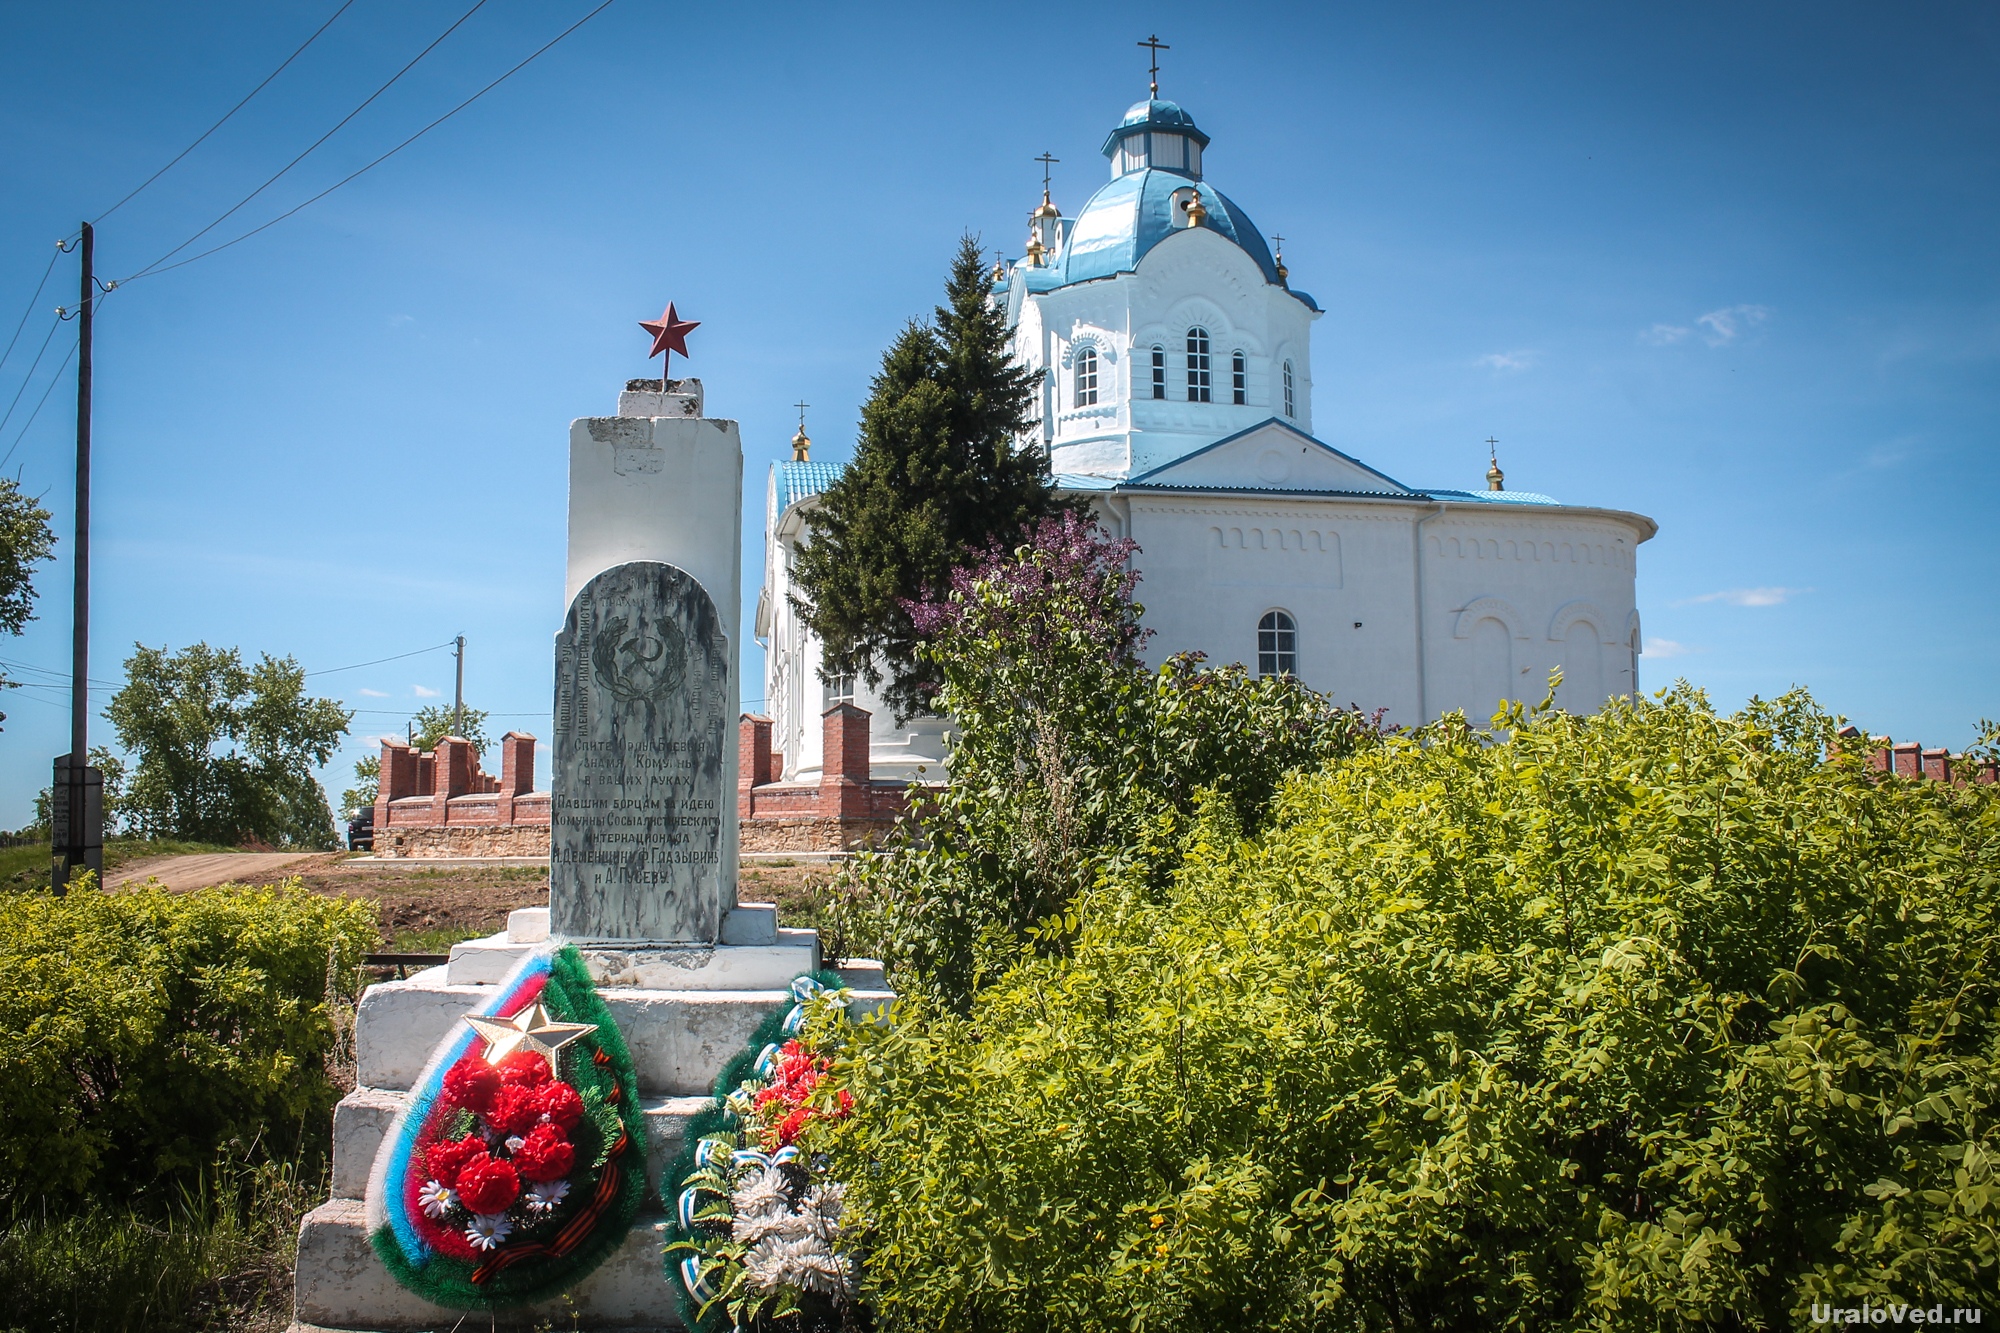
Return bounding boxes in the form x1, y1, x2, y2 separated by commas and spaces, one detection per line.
1138, 34, 1170, 96
1035, 151, 1059, 194
464, 1001, 596, 1078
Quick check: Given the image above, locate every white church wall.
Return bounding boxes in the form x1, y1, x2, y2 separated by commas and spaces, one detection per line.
1108, 496, 1426, 724
1420, 509, 1645, 723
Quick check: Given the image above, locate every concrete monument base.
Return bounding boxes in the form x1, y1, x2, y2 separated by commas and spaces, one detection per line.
292, 906, 889, 1332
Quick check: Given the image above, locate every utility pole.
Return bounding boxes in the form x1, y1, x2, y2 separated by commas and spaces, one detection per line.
52, 222, 102, 893
452, 634, 465, 739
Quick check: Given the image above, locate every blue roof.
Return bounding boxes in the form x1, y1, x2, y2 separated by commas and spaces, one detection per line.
777, 459, 843, 513
1100, 98, 1211, 153
1054, 169, 1316, 309
1423, 487, 1562, 506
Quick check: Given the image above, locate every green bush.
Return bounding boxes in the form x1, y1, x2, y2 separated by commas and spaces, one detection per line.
0, 880, 376, 1204
836, 689, 1999, 1329
851, 514, 1381, 1009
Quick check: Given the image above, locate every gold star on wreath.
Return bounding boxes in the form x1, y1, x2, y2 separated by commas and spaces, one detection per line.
464, 1002, 597, 1079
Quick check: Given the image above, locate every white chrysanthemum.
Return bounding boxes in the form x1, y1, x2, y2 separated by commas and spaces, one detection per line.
504, 1135, 526, 1153
417, 1180, 457, 1220
523, 1179, 570, 1213
742, 1235, 853, 1295
464, 1212, 514, 1251
798, 1182, 845, 1242
731, 1165, 790, 1218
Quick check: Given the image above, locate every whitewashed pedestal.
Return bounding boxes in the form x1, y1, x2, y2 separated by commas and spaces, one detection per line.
289, 906, 888, 1332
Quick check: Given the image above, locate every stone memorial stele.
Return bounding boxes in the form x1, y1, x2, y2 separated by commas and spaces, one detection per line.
552, 560, 730, 943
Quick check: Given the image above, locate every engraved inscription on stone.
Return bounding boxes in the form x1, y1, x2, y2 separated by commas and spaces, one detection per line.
551, 561, 729, 943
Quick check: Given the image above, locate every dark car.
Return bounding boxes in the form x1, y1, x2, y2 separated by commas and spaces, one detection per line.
346, 805, 374, 852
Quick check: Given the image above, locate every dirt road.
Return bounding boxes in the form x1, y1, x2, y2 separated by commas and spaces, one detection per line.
106, 851, 331, 892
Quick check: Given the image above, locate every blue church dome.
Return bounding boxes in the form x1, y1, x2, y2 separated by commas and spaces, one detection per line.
1055, 170, 1318, 310
1101, 98, 1212, 153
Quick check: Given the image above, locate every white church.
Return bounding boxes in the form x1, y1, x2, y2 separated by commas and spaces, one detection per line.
757, 90, 1656, 787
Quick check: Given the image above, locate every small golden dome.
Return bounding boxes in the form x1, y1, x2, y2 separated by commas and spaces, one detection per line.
792, 427, 811, 462
1033, 189, 1061, 221
1486, 453, 1505, 492
1183, 188, 1208, 227
1026, 235, 1048, 267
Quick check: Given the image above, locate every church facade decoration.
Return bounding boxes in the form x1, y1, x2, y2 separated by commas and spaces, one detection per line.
758, 91, 1656, 786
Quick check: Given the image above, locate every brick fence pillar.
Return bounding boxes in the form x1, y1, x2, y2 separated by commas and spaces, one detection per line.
497, 732, 534, 824
433, 737, 475, 823
739, 714, 773, 819
1922, 748, 1951, 784
1892, 742, 1922, 779
375, 738, 416, 841
820, 703, 872, 820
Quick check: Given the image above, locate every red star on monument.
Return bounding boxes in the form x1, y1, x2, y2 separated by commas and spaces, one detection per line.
639, 301, 700, 376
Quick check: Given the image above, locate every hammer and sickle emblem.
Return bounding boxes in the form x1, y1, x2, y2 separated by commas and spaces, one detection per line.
592, 609, 688, 703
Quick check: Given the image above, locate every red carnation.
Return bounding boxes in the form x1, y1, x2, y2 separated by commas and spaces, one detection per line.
511, 1124, 576, 1183
443, 1056, 501, 1115
486, 1084, 543, 1137
497, 1050, 551, 1088
425, 1135, 486, 1187
454, 1153, 520, 1215
535, 1081, 585, 1130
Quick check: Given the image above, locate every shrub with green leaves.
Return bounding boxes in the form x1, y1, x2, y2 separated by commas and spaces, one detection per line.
836, 689, 1998, 1329
0, 881, 376, 1205
850, 513, 1382, 1009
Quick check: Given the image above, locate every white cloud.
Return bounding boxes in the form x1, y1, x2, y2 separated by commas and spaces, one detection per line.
1476, 349, 1538, 372
388, 313, 414, 326
1674, 586, 1810, 608
1696, 304, 1770, 346
357, 687, 389, 698
1639, 637, 1696, 659
412, 684, 442, 698
1640, 323, 1691, 346
1863, 437, 1914, 470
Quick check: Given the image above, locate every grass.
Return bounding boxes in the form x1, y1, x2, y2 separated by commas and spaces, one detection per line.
388, 923, 487, 953
0, 838, 242, 891
0, 1160, 320, 1333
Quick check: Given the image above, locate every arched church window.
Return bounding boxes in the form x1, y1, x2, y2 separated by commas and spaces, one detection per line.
1282, 360, 1295, 418
1151, 346, 1166, 399
1074, 347, 1098, 407
1257, 610, 1297, 678
1231, 351, 1247, 405
1186, 327, 1211, 402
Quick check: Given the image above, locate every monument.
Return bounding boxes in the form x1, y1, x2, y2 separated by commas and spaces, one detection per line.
288, 306, 888, 1332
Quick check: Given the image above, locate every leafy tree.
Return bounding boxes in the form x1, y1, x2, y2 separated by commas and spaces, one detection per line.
340, 753, 379, 817
0, 476, 55, 730
410, 702, 489, 755
836, 688, 2000, 1328
790, 234, 1073, 720
106, 643, 351, 848
843, 513, 1382, 1008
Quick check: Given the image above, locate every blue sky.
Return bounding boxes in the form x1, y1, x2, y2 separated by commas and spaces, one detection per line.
0, 1, 1994, 827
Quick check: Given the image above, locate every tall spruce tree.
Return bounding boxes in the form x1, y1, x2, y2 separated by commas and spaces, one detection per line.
792, 234, 1073, 720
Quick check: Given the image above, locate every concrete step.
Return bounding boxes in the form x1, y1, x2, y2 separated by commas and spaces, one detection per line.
331, 1087, 712, 1201
446, 930, 817, 987
355, 968, 891, 1097
292, 1199, 680, 1332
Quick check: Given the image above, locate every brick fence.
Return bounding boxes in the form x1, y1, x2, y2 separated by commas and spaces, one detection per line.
367, 705, 932, 858
372, 732, 550, 857
1835, 726, 1999, 785
739, 704, 935, 852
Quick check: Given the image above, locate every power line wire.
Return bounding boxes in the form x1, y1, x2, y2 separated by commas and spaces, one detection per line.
92, 0, 358, 227
305, 640, 456, 676
0, 335, 79, 469
0, 318, 60, 437
0, 246, 62, 381
125, 0, 616, 284
125, 0, 496, 283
